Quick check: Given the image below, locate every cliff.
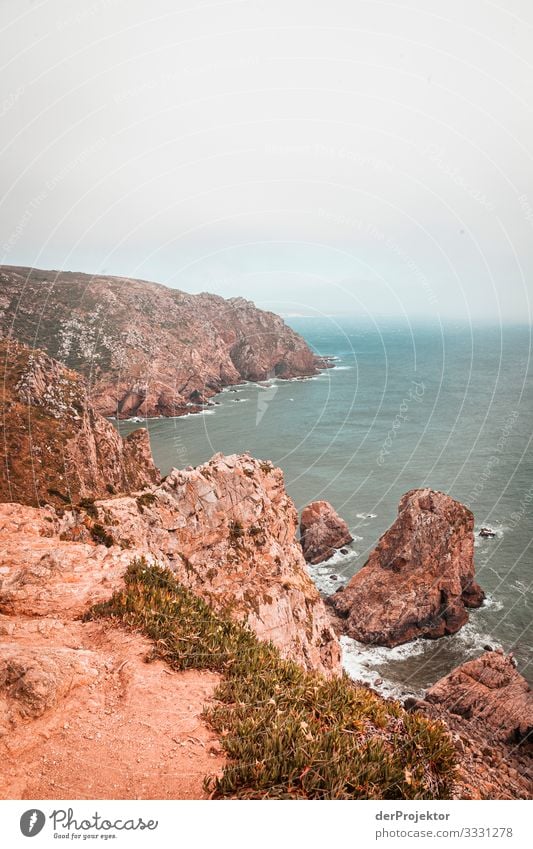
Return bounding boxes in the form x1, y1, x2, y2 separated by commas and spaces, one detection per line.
0, 340, 160, 508
0, 266, 326, 418
329, 489, 485, 646
61, 454, 342, 677
409, 651, 533, 799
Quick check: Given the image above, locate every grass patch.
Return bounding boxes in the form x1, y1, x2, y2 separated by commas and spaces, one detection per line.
85, 559, 457, 800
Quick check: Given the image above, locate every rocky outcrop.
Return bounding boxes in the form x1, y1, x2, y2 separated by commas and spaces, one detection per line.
0, 266, 328, 418
0, 455, 341, 677
0, 449, 342, 797
0, 340, 160, 508
408, 652, 533, 799
300, 501, 353, 564
425, 651, 533, 746
58, 454, 341, 677
329, 489, 485, 647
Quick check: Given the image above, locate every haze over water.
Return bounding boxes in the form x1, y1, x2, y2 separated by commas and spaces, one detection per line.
118, 319, 533, 695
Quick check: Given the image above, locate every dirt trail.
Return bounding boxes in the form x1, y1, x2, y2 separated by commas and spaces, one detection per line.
1, 621, 224, 800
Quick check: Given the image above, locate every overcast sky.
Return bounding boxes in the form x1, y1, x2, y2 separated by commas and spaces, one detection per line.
1, 0, 532, 322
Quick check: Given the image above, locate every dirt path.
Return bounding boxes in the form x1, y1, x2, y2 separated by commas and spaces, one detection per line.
1, 621, 225, 800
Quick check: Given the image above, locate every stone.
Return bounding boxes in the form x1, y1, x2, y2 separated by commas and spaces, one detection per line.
0, 340, 160, 508
300, 501, 353, 564
328, 488, 485, 646
426, 651, 533, 746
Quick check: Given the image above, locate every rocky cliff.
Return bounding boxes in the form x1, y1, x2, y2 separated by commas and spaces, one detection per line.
0, 266, 326, 418
0, 502, 225, 799
409, 651, 533, 799
0, 340, 160, 508
329, 489, 485, 646
60, 454, 342, 677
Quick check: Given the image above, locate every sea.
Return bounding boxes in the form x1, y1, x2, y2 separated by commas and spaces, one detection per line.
117, 318, 533, 699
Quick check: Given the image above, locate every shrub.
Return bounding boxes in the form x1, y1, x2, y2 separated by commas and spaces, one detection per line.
79, 497, 98, 518
85, 560, 457, 800
90, 523, 114, 547
136, 492, 157, 512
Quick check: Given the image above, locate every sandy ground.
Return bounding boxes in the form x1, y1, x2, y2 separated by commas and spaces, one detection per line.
0, 622, 225, 800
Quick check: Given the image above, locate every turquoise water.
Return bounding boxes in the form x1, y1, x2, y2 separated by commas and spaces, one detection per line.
117, 319, 532, 695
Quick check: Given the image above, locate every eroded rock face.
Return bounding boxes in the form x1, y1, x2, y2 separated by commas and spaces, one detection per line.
408, 651, 533, 799
0, 266, 328, 418
69, 454, 342, 676
0, 454, 341, 677
329, 489, 485, 647
300, 501, 353, 564
0, 340, 160, 508
426, 651, 533, 746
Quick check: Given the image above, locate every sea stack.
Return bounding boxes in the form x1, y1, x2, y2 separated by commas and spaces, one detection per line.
329, 488, 485, 647
300, 501, 353, 564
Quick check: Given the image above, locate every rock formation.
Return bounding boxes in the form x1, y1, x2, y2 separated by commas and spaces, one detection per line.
425, 650, 533, 746
0, 340, 160, 508
0, 266, 328, 418
0, 450, 342, 797
300, 500, 353, 564
60, 454, 342, 677
329, 488, 485, 646
409, 651, 533, 799
0, 502, 224, 799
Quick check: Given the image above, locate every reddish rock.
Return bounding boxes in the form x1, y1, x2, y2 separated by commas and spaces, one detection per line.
426, 651, 533, 746
0, 340, 160, 508
300, 501, 353, 564
0, 456, 341, 678
76, 455, 342, 677
409, 651, 533, 799
0, 266, 328, 418
329, 488, 485, 647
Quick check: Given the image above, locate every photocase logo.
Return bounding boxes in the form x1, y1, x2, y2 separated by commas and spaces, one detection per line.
20, 810, 46, 837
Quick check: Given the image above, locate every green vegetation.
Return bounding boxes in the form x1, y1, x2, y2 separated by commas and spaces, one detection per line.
79, 496, 98, 518
228, 519, 245, 543
136, 491, 157, 512
86, 559, 457, 800
90, 523, 114, 547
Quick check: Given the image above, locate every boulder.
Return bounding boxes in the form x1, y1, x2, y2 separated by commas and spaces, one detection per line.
329, 488, 485, 646
300, 501, 353, 564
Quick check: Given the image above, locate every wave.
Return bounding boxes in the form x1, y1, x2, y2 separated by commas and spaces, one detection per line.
340, 636, 426, 700
481, 593, 504, 611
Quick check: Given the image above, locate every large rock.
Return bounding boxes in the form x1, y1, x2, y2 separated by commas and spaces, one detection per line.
67, 454, 342, 677
300, 501, 353, 564
0, 456, 341, 677
426, 651, 533, 746
0, 340, 160, 508
0, 266, 328, 418
408, 651, 533, 799
329, 488, 485, 647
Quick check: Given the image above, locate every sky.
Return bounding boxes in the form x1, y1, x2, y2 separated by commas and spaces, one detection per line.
0, 0, 532, 322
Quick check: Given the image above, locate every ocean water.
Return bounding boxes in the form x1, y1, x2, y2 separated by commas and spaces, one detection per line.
117, 319, 532, 697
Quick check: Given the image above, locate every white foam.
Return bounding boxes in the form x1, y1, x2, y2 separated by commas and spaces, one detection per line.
341, 636, 426, 700
482, 594, 504, 611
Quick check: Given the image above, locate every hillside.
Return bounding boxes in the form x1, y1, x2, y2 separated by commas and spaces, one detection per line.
0, 266, 326, 418
0, 340, 160, 507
